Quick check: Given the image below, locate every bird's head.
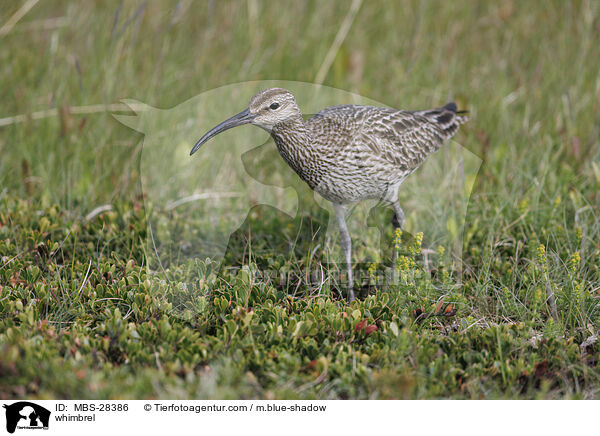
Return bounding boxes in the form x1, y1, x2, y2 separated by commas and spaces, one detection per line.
190, 88, 300, 155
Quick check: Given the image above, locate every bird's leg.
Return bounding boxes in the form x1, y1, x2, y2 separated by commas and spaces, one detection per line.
391, 201, 405, 266
391, 201, 405, 229
333, 203, 355, 302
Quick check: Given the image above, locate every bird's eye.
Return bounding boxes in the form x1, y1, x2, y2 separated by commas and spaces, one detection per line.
269, 102, 280, 110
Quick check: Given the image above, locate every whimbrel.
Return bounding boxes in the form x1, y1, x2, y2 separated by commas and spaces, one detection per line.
190, 88, 468, 301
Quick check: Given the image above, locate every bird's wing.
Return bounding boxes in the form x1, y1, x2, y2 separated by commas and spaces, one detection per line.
359, 109, 444, 171
308, 104, 467, 171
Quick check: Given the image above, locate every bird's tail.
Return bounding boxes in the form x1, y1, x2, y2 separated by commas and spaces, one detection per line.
416, 101, 469, 138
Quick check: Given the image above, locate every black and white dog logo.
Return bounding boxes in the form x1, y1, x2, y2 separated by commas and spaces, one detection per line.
2, 402, 50, 434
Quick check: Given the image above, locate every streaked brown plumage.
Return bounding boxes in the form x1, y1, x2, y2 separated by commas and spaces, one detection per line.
191, 88, 468, 301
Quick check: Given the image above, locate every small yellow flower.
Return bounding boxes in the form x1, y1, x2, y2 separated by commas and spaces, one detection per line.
393, 227, 402, 250
437, 245, 445, 257
409, 232, 423, 256
518, 197, 530, 214
415, 232, 423, 250
367, 262, 377, 282
396, 255, 412, 272
554, 195, 561, 207
537, 244, 547, 273
569, 251, 580, 273
537, 244, 545, 257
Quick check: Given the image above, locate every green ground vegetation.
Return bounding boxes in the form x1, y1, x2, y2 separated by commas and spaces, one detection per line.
1, 1, 599, 398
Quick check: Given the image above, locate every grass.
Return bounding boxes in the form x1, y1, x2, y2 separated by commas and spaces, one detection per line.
1, 0, 599, 399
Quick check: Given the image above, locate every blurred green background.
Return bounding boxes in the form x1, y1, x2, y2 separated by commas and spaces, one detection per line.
2, 0, 597, 207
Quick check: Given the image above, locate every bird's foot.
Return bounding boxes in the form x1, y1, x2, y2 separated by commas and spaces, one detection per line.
347, 288, 356, 302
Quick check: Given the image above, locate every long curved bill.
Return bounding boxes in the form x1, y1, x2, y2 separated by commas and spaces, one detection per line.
190, 108, 256, 155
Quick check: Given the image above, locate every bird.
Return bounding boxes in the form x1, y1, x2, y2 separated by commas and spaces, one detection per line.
190, 88, 468, 301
